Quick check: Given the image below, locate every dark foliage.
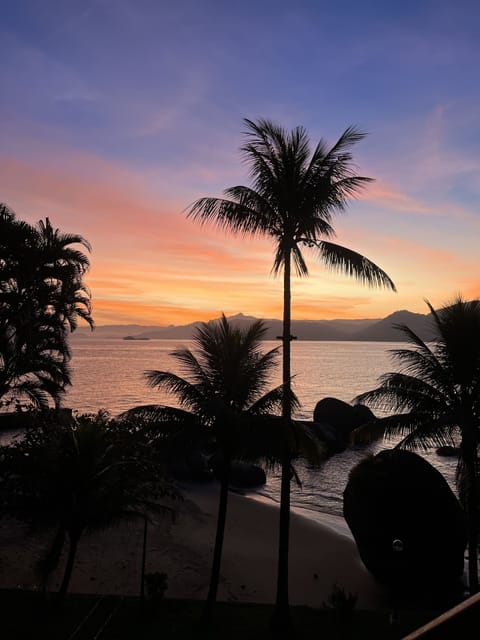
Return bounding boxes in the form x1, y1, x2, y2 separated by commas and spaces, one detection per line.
0, 410, 177, 597
0, 203, 93, 409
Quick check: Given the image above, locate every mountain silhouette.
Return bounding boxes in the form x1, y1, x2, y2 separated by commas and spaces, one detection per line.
352, 310, 435, 342
72, 308, 438, 342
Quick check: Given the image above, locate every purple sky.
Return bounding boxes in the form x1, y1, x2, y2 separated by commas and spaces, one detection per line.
1, 0, 479, 324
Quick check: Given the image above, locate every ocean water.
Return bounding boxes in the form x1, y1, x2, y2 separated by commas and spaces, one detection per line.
0, 338, 458, 523
61, 338, 458, 520
66, 338, 398, 417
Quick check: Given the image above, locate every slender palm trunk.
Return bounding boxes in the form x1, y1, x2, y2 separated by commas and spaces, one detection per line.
58, 529, 81, 601
202, 454, 231, 627
463, 425, 479, 594
272, 247, 293, 634
41, 524, 65, 595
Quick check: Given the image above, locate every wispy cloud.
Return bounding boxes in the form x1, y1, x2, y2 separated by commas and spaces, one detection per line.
363, 181, 437, 215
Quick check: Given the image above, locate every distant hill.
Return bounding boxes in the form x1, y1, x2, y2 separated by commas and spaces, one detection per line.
131, 313, 361, 341
71, 325, 157, 340
71, 309, 437, 342
351, 310, 435, 342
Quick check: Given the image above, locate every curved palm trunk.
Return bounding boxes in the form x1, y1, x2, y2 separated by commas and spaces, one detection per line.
202, 454, 231, 627
272, 247, 293, 634
58, 529, 81, 601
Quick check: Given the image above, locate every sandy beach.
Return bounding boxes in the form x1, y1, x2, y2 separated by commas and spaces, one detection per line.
0, 483, 385, 609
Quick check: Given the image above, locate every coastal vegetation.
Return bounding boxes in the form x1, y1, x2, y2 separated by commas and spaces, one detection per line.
1, 116, 478, 639
122, 314, 325, 626
354, 297, 480, 594
0, 410, 177, 599
188, 118, 396, 633
0, 203, 93, 410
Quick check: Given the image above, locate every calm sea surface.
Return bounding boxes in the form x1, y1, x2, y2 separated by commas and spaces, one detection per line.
60, 338, 458, 520
67, 338, 401, 417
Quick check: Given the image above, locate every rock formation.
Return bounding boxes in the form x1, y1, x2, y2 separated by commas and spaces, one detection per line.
343, 449, 467, 604
311, 397, 375, 453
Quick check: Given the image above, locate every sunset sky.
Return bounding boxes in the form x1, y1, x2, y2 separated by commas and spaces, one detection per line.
1, 1, 479, 326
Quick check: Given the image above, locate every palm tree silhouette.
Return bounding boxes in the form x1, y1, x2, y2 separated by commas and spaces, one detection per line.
35, 217, 92, 333
187, 118, 396, 632
123, 314, 322, 626
0, 204, 93, 408
354, 297, 480, 594
125, 315, 283, 623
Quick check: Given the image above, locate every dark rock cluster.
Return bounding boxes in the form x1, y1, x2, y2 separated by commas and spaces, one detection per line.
311, 397, 375, 453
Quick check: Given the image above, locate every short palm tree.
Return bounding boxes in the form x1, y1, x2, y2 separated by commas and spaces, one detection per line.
354, 297, 480, 594
187, 118, 396, 631
122, 314, 321, 626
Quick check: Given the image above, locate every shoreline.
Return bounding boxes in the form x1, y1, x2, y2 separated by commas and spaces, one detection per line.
242, 488, 352, 539
0, 481, 386, 609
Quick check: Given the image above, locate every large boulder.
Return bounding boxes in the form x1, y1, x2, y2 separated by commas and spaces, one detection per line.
351, 403, 375, 427
311, 398, 375, 453
343, 449, 467, 603
313, 397, 374, 433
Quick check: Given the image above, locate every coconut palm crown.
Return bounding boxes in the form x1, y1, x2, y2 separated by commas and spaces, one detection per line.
187, 118, 396, 633
128, 314, 291, 451
354, 297, 480, 594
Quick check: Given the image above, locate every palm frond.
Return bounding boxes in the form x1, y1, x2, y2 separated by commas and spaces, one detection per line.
168, 348, 211, 388
119, 403, 198, 426
291, 244, 309, 277
323, 126, 368, 161
355, 372, 445, 414
144, 370, 209, 415
248, 383, 297, 415
186, 197, 269, 238
317, 241, 396, 290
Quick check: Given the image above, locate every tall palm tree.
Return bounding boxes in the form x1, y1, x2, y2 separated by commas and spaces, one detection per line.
187, 118, 396, 631
354, 297, 480, 594
122, 314, 320, 626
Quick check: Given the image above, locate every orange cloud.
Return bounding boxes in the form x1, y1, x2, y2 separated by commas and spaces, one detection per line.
0, 155, 184, 241
91, 298, 221, 326
2, 142, 478, 327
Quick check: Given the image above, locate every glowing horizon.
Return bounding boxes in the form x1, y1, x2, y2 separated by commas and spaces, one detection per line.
1, 2, 479, 326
